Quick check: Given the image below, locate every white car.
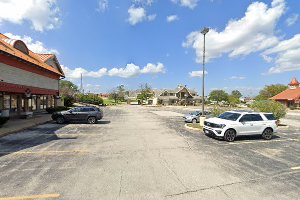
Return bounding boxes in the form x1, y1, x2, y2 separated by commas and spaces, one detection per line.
203, 111, 278, 142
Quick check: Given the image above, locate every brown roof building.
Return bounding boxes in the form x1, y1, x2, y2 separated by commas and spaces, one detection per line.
0, 33, 64, 118
271, 78, 300, 108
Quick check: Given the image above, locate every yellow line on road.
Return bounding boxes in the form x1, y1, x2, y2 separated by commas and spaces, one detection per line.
0, 193, 60, 200
291, 166, 300, 170
0, 150, 89, 155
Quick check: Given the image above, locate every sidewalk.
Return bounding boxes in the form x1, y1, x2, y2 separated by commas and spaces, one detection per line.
0, 114, 53, 137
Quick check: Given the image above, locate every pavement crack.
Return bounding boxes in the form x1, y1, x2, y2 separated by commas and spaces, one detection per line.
118, 171, 123, 199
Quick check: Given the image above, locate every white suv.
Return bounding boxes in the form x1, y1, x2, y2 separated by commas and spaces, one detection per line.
203, 111, 278, 142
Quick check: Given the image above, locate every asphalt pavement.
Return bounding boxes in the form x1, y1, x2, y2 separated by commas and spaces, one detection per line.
0, 105, 300, 200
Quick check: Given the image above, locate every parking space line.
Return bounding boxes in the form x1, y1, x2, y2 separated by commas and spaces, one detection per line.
0, 150, 90, 155
0, 193, 60, 200
228, 138, 299, 145
291, 166, 300, 170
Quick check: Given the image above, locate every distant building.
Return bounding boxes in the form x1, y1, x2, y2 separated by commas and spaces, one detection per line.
271, 78, 300, 108
0, 33, 65, 117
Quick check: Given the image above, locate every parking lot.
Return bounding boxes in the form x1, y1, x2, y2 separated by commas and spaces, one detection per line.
0, 105, 300, 199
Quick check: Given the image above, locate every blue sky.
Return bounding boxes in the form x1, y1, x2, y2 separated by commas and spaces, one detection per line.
0, 0, 300, 96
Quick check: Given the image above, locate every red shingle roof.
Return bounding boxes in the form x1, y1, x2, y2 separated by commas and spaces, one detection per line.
289, 78, 300, 86
0, 33, 64, 77
271, 88, 300, 101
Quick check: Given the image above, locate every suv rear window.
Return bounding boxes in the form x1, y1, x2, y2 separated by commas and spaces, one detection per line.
264, 114, 276, 120
240, 114, 263, 122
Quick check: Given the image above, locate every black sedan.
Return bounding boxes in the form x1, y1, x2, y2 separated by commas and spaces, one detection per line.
52, 106, 103, 124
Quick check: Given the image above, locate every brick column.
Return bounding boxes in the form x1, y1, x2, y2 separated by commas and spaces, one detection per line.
24, 98, 29, 112
17, 95, 22, 114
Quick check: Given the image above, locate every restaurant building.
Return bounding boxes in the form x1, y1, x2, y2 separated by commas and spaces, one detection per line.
271, 78, 300, 108
0, 33, 65, 117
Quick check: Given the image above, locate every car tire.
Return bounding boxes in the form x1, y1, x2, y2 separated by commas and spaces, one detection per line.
56, 116, 65, 124
87, 117, 97, 124
224, 129, 236, 142
262, 128, 273, 140
192, 119, 197, 124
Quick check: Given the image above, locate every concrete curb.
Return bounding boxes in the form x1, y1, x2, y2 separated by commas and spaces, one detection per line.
184, 123, 203, 131
0, 119, 53, 138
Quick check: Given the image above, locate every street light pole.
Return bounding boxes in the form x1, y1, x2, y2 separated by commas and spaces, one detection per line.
201, 27, 209, 116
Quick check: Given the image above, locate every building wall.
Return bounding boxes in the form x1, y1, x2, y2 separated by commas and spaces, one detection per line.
0, 62, 59, 91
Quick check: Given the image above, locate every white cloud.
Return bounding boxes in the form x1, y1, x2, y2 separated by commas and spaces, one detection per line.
166, 15, 179, 22
0, 0, 61, 32
285, 14, 299, 26
262, 34, 300, 74
62, 63, 166, 79
128, 6, 146, 25
141, 63, 165, 74
132, 0, 154, 6
229, 76, 246, 80
183, 0, 286, 63
4, 32, 59, 54
189, 70, 208, 77
148, 14, 157, 21
98, 0, 109, 12
83, 84, 102, 93
127, 6, 156, 25
171, 0, 199, 9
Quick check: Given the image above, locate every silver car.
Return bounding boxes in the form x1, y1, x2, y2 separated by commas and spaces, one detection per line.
184, 111, 209, 123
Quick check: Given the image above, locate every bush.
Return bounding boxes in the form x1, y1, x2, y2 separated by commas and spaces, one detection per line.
63, 95, 75, 107
46, 106, 68, 114
251, 100, 286, 119
76, 94, 104, 105
210, 106, 227, 117
0, 117, 9, 127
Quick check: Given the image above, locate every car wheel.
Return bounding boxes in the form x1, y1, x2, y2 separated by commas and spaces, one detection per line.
224, 129, 236, 142
56, 116, 65, 124
192, 119, 197, 124
87, 117, 97, 124
262, 128, 273, 140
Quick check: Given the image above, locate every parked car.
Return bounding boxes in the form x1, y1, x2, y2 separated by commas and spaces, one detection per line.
203, 110, 278, 142
52, 106, 103, 124
184, 111, 210, 123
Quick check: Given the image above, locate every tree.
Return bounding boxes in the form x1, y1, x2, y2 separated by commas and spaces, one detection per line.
251, 100, 287, 119
59, 80, 79, 97
116, 85, 126, 102
209, 90, 229, 103
109, 89, 119, 103
231, 90, 242, 99
137, 83, 154, 104
228, 95, 240, 107
255, 84, 288, 100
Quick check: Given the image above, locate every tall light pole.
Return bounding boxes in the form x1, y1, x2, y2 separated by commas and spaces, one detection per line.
200, 27, 209, 117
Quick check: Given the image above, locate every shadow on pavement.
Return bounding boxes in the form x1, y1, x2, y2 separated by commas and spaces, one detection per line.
205, 133, 281, 142
0, 123, 76, 158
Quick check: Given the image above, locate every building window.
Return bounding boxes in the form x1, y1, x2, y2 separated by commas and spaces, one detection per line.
10, 95, 17, 113
0, 94, 3, 111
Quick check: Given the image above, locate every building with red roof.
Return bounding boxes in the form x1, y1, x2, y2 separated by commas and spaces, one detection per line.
0, 33, 65, 117
271, 78, 300, 108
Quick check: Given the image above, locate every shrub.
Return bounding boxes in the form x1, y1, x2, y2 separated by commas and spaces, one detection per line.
251, 100, 286, 119
210, 106, 227, 117
0, 117, 9, 127
46, 106, 68, 114
63, 95, 75, 107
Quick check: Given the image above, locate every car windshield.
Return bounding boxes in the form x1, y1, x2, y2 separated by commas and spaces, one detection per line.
190, 111, 200, 115
218, 112, 241, 121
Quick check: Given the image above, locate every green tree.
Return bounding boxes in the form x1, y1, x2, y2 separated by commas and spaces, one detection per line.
251, 100, 287, 119
209, 90, 229, 103
255, 84, 288, 100
59, 80, 79, 97
116, 85, 126, 102
231, 90, 242, 98
228, 95, 240, 107
137, 83, 154, 103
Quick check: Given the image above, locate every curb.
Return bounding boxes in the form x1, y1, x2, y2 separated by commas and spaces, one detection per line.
0, 119, 53, 138
184, 123, 203, 131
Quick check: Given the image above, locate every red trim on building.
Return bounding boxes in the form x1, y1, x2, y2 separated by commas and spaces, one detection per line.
0, 54, 61, 80
0, 82, 59, 95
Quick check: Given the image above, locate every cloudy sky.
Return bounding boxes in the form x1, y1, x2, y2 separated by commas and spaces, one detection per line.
0, 0, 299, 96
